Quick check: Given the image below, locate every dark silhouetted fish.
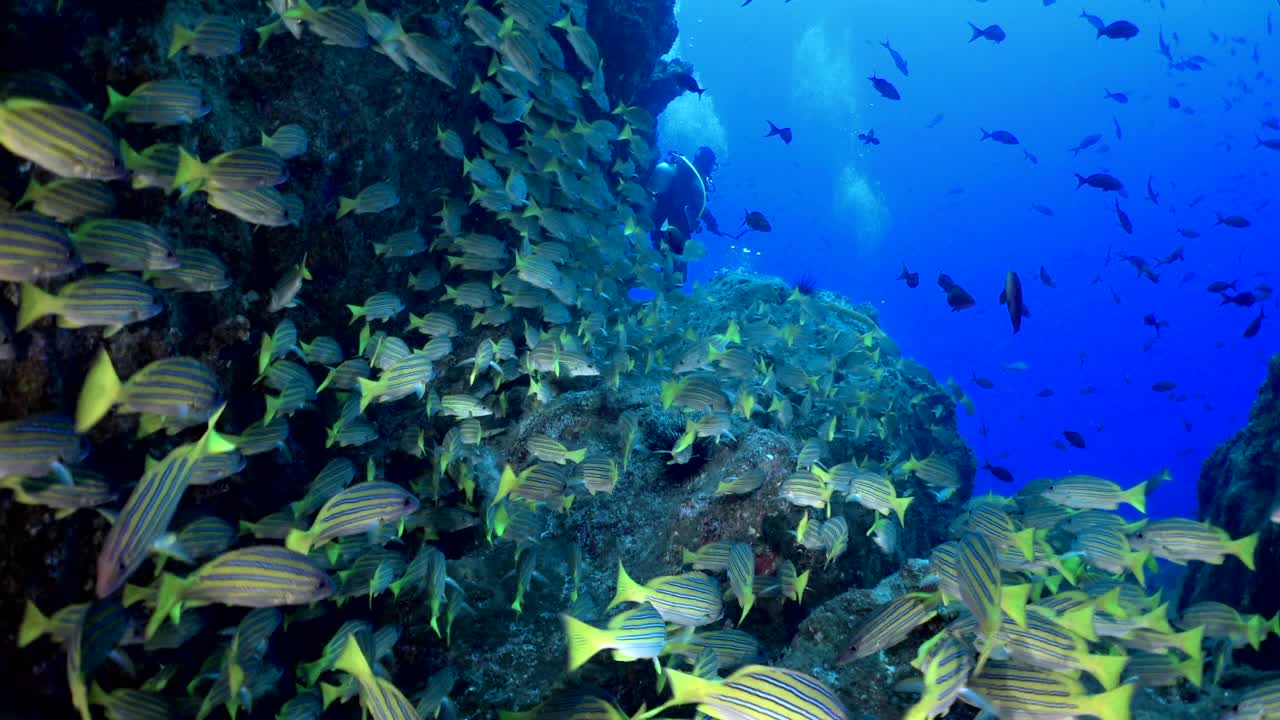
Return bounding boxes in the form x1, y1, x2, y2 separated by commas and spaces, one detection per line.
1113, 116, 1123, 139
1039, 266, 1056, 287
1206, 280, 1236, 293
1257, 136, 1280, 151
1079, 10, 1105, 31
980, 128, 1018, 144
1031, 203, 1054, 217
1074, 172, 1124, 192
1157, 246, 1183, 266
937, 273, 975, 311
1243, 308, 1265, 338
1221, 291, 1257, 307
1214, 213, 1250, 228
1151, 380, 1177, 392
897, 263, 919, 288
672, 72, 705, 97
765, 121, 792, 145
1114, 200, 1132, 234
868, 74, 900, 100
1144, 314, 1170, 336
1099, 20, 1139, 39
858, 129, 880, 145
1103, 89, 1128, 104
971, 373, 994, 389
1168, 96, 1181, 109
1024, 149, 1039, 164
1063, 430, 1087, 449
981, 462, 1014, 483
1177, 227, 1200, 238
1069, 133, 1102, 155
1146, 176, 1159, 204
881, 40, 908, 76
968, 22, 1006, 43
999, 271, 1027, 333
925, 112, 945, 128
741, 210, 771, 232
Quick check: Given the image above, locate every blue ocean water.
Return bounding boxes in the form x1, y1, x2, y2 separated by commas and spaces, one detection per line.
664, 0, 1280, 520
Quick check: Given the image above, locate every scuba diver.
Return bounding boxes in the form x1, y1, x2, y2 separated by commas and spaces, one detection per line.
648, 146, 723, 282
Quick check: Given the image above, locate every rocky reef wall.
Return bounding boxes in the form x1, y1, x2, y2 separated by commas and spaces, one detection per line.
1179, 353, 1280, 668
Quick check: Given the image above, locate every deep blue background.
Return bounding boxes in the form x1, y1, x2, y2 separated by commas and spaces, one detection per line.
661, 0, 1279, 520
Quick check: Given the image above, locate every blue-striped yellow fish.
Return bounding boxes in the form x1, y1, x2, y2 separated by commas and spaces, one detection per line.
17, 176, 115, 223
95, 407, 235, 597
18, 272, 162, 336
337, 181, 399, 218
609, 562, 723, 628
75, 350, 219, 432
0, 98, 125, 180
561, 604, 667, 672
168, 15, 243, 58
261, 123, 308, 159
0, 414, 82, 483
148, 545, 333, 639
645, 665, 848, 720
173, 146, 286, 192
70, 219, 178, 271
286, 481, 419, 555
1040, 475, 1146, 513
960, 661, 1134, 720
838, 592, 941, 663
0, 211, 80, 281
1129, 517, 1258, 570
104, 79, 209, 126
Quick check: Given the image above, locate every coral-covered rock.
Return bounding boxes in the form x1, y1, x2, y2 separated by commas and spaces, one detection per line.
1179, 353, 1280, 668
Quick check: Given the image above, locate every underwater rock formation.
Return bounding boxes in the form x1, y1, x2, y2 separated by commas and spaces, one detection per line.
1179, 352, 1280, 668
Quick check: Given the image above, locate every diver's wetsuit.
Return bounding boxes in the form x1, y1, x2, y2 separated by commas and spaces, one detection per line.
650, 153, 706, 256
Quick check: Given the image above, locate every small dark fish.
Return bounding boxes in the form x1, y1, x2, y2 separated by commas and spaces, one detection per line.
1035, 388, 1055, 398
1243, 308, 1265, 338
1103, 89, 1129, 104
765, 121, 792, 145
868, 74, 900, 100
1069, 133, 1102, 156
1144, 313, 1170, 336
1115, 200, 1132, 234
1146, 176, 1159, 204
1098, 20, 1139, 39
1079, 10, 1105, 31
981, 462, 1014, 483
980, 128, 1019, 145
881, 40, 909, 76
1079, 385, 1097, 395
937, 273, 975, 311
1179, 271, 1197, 287
1151, 380, 1178, 392
1257, 135, 1280, 151
1214, 213, 1250, 228
1177, 227, 1200, 238
1031, 203, 1054, 217
1157, 245, 1184, 266
1039, 266, 1056, 287
1108, 285, 1122, 304
968, 22, 1006, 43
1205, 280, 1236, 293
1075, 172, 1124, 192
672, 72, 705, 97
1221, 291, 1257, 307
858, 129, 880, 146
897, 262, 919, 288
971, 373, 994, 389
925, 113, 945, 129
1168, 96, 1181, 109
1063, 430, 1087, 449
979, 418, 989, 438
1113, 116, 1123, 139
1024, 149, 1039, 164
999, 271, 1027, 333
741, 210, 771, 232
1158, 30, 1173, 61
